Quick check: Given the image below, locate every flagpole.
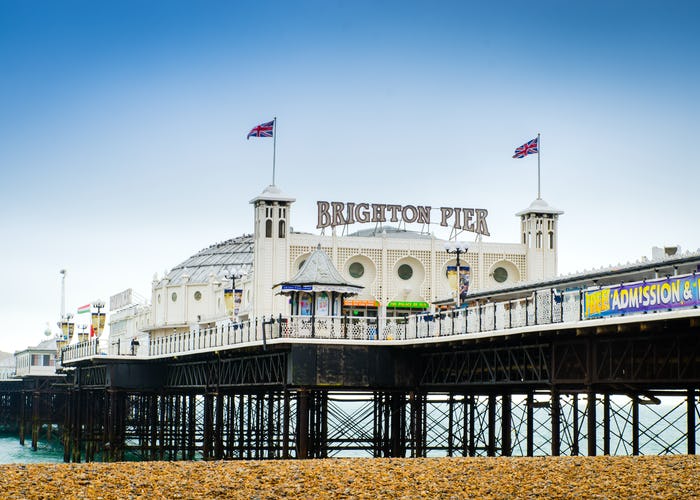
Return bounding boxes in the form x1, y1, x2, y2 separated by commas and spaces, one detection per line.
272, 117, 277, 186
537, 132, 541, 200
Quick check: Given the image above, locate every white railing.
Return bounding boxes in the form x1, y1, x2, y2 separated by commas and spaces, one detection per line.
60, 272, 700, 363
62, 339, 100, 364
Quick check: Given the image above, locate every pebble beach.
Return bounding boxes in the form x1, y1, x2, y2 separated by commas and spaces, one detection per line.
0, 455, 698, 499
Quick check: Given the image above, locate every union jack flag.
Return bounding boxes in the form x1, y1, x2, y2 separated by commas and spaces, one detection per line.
247, 120, 274, 140
512, 137, 539, 158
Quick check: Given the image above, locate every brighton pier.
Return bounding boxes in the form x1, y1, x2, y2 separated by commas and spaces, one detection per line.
1, 182, 698, 462
2, 252, 699, 462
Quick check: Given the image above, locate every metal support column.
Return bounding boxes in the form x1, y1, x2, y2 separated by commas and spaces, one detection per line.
297, 390, 309, 459
632, 395, 640, 456
689, 388, 696, 455
502, 394, 511, 457
603, 393, 610, 456
551, 389, 560, 456
526, 392, 534, 457
587, 389, 597, 456
487, 394, 496, 457
572, 393, 580, 456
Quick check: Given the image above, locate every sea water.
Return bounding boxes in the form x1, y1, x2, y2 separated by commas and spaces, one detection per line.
0, 434, 64, 464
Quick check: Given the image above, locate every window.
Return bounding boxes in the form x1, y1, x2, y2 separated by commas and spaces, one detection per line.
265, 219, 272, 238
171, 292, 177, 302
349, 262, 365, 278
279, 220, 286, 238
398, 264, 413, 280
194, 291, 202, 301
549, 231, 554, 250
493, 267, 508, 283
298, 259, 306, 270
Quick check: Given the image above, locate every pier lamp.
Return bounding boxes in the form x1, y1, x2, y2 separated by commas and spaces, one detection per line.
444, 241, 469, 308
225, 268, 243, 320
93, 300, 105, 339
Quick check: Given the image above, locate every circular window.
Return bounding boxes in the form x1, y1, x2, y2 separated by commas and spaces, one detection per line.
493, 267, 508, 283
171, 292, 178, 302
194, 291, 202, 301
398, 264, 413, 280
349, 262, 365, 278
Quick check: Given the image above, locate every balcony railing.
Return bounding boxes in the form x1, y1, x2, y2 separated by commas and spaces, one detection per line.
61, 272, 700, 363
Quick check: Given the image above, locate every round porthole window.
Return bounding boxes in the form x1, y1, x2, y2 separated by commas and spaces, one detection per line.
398, 264, 413, 280
194, 291, 202, 301
493, 267, 508, 283
349, 262, 365, 278
171, 292, 178, 302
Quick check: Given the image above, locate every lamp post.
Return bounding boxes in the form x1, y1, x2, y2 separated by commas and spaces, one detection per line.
93, 300, 105, 340
444, 241, 469, 308
224, 268, 243, 320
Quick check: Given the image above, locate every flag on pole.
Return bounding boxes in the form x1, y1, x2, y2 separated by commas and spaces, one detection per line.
247, 120, 274, 139
77, 304, 91, 314
512, 137, 539, 159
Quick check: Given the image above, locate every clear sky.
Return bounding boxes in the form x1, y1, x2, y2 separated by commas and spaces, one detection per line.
1, 0, 698, 352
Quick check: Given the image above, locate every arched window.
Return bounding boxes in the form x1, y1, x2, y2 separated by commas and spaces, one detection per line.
278, 220, 286, 238
536, 231, 542, 248
265, 219, 272, 238
549, 231, 554, 249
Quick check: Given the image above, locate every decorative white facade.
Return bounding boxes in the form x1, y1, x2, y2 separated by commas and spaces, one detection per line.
112, 184, 563, 344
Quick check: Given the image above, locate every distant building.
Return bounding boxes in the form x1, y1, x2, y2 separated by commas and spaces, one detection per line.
14, 338, 57, 377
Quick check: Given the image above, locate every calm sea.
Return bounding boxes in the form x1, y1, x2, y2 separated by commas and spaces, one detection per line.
0, 435, 64, 464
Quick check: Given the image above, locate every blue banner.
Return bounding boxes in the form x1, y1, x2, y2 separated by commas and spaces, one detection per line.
584, 274, 700, 318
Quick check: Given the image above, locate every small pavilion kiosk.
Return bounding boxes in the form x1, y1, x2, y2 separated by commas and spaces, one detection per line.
274, 245, 363, 338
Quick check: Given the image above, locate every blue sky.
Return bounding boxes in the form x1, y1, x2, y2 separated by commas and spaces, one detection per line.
1, 0, 698, 352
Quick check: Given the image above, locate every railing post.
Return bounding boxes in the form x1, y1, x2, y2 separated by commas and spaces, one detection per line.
550, 288, 554, 323
278, 314, 283, 338
343, 315, 348, 339
509, 300, 512, 328
534, 292, 538, 325
478, 303, 482, 332
525, 297, 529, 326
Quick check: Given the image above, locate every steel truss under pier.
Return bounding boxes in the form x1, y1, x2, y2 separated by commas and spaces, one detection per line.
4, 377, 70, 453
58, 316, 700, 462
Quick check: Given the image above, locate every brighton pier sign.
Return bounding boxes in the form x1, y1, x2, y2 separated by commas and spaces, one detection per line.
316, 201, 490, 236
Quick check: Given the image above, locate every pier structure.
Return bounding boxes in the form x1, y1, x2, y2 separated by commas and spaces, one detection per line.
55, 254, 700, 462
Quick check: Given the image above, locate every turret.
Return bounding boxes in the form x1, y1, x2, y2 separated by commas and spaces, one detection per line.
516, 199, 563, 281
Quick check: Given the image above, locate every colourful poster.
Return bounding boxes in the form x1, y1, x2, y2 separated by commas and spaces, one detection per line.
447, 265, 470, 303
300, 293, 312, 316
317, 292, 329, 316
584, 274, 700, 318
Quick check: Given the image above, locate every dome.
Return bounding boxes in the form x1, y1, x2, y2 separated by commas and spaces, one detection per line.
162, 235, 254, 286
348, 226, 434, 240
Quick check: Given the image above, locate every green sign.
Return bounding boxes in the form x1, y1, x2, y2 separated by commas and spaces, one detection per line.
386, 301, 429, 309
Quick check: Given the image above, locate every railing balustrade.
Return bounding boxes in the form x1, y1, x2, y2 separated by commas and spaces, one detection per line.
61, 272, 700, 363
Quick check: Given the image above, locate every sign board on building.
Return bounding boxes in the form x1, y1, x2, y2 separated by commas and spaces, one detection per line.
317, 201, 490, 236
584, 274, 700, 318
110, 289, 133, 311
